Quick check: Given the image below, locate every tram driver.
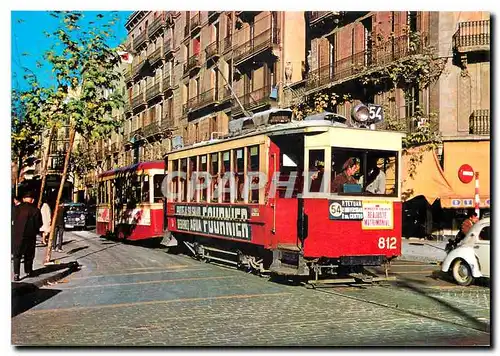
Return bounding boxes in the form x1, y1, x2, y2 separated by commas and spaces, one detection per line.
331, 157, 360, 193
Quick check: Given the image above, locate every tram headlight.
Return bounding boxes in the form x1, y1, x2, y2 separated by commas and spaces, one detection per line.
351, 104, 370, 123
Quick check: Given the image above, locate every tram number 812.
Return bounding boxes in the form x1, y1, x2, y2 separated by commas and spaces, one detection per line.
378, 237, 397, 249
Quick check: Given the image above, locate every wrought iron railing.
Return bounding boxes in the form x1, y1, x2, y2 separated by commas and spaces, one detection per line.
208, 11, 220, 20
149, 46, 162, 65
131, 93, 145, 109
453, 20, 490, 49
163, 38, 173, 57
232, 86, 271, 112
306, 33, 428, 91
233, 27, 280, 64
184, 24, 190, 38
161, 115, 175, 130
123, 66, 132, 82
469, 109, 490, 135
190, 13, 200, 31
162, 74, 172, 92
148, 16, 165, 38
219, 86, 232, 102
134, 31, 148, 50
309, 11, 338, 24
143, 122, 160, 137
146, 81, 161, 101
184, 53, 201, 74
222, 36, 232, 53
132, 59, 144, 78
205, 40, 221, 60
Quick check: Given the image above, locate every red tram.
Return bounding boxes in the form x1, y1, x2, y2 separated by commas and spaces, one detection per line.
163, 109, 404, 279
96, 161, 166, 241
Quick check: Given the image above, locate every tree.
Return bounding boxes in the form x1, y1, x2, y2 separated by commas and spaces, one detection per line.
42, 11, 124, 264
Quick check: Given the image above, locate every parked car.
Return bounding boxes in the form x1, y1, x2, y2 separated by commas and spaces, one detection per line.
441, 217, 490, 286
62, 202, 91, 230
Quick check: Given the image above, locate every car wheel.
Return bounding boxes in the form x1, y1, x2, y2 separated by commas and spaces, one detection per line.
451, 259, 474, 286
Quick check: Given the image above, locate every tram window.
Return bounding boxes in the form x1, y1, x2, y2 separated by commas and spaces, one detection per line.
153, 174, 165, 203
181, 158, 188, 202
200, 155, 208, 202
132, 175, 141, 204
309, 149, 326, 193
142, 175, 150, 203
247, 145, 260, 203
172, 160, 179, 202
210, 153, 219, 203
331, 148, 398, 196
234, 148, 244, 202
222, 151, 231, 203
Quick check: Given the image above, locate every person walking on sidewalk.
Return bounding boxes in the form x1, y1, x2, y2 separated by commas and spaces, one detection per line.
12, 190, 42, 281
53, 204, 65, 252
39, 198, 52, 246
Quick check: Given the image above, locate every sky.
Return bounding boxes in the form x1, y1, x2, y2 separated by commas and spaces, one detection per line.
11, 11, 133, 92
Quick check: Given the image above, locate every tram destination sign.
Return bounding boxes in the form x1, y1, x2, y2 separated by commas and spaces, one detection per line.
174, 205, 251, 240
328, 200, 363, 220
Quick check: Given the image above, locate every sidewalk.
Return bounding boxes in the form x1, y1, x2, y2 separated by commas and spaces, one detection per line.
400, 238, 448, 264
11, 233, 83, 296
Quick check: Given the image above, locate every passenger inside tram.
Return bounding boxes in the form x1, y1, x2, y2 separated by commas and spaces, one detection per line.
365, 157, 387, 195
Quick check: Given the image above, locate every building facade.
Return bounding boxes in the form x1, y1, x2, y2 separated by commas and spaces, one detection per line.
88, 11, 489, 234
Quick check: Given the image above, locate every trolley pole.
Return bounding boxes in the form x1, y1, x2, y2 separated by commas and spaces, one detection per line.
474, 172, 480, 218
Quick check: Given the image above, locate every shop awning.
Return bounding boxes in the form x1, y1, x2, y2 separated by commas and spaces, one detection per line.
401, 145, 455, 205
440, 140, 490, 208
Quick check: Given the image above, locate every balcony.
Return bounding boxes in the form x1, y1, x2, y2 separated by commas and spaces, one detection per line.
148, 46, 162, 66
143, 122, 161, 137
222, 36, 232, 53
111, 142, 119, 153
123, 66, 132, 83
148, 16, 165, 38
205, 40, 221, 61
219, 86, 232, 103
309, 11, 340, 25
133, 31, 148, 51
163, 38, 173, 58
233, 28, 280, 65
232, 86, 271, 115
305, 33, 428, 93
184, 53, 201, 75
162, 74, 172, 92
190, 13, 201, 32
132, 59, 144, 78
453, 20, 490, 53
184, 24, 190, 38
161, 115, 175, 131
131, 92, 146, 109
124, 99, 132, 114
188, 88, 217, 112
146, 81, 161, 102
469, 109, 490, 135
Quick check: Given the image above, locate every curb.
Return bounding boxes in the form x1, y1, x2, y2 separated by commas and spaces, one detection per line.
398, 255, 442, 265
12, 261, 80, 297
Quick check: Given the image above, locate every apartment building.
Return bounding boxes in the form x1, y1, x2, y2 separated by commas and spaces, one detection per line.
90, 11, 489, 223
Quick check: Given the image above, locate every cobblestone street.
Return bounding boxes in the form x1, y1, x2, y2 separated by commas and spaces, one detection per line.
11, 231, 490, 346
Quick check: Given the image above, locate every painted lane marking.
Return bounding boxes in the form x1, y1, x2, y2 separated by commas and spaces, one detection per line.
24, 292, 293, 314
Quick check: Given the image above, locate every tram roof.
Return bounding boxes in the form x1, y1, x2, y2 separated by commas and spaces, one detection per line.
164, 119, 405, 157
98, 160, 165, 178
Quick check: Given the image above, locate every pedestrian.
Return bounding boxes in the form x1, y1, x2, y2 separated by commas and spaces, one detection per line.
446, 211, 479, 252
331, 157, 360, 193
40, 198, 52, 246
53, 204, 65, 253
12, 190, 42, 281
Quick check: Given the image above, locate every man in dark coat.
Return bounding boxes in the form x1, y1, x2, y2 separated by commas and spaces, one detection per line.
12, 190, 42, 281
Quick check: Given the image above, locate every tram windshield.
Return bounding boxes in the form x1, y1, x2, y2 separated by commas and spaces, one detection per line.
304, 147, 398, 197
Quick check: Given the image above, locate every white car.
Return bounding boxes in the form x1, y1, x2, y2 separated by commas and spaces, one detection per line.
441, 217, 490, 286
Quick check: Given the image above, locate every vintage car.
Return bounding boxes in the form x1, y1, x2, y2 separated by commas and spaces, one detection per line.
441, 217, 490, 286
63, 202, 91, 230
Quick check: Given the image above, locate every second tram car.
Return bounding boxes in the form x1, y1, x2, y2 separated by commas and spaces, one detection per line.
163, 109, 404, 279
96, 161, 166, 241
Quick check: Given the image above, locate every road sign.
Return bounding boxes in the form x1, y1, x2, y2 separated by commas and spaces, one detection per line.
458, 164, 474, 184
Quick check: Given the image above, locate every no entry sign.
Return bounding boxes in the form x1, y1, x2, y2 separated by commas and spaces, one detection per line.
458, 164, 474, 184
